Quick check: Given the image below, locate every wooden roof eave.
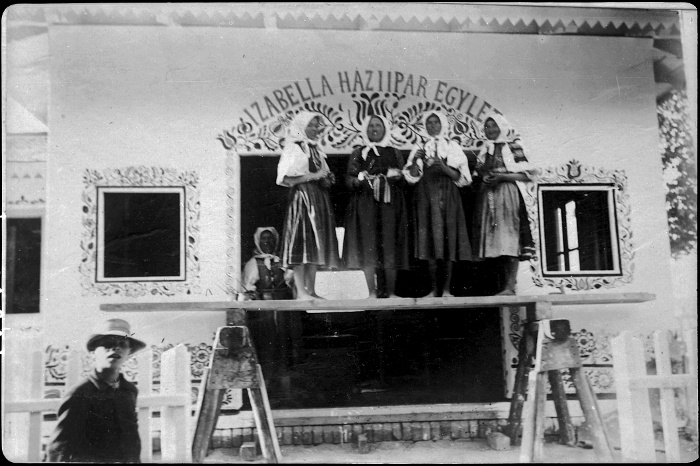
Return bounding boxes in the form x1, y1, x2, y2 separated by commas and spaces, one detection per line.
6, 4, 681, 38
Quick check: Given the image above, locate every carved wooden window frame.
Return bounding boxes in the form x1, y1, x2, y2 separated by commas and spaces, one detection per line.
525, 160, 635, 291
80, 167, 201, 297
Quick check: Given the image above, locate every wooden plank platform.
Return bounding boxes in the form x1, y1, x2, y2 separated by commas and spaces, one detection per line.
100, 292, 655, 313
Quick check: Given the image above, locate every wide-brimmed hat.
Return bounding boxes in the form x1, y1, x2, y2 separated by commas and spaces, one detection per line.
86, 318, 147, 354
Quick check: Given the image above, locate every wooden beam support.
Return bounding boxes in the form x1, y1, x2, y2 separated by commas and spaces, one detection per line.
227, 308, 247, 326
525, 301, 553, 322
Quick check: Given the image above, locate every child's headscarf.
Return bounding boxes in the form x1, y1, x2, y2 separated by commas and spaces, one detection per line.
421, 111, 449, 139
253, 226, 280, 270
360, 114, 392, 160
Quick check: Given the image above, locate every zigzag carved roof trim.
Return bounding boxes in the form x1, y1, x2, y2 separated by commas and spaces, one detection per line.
6, 4, 681, 37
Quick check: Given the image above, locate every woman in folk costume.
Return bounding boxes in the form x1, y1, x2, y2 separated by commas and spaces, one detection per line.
241, 227, 296, 384
472, 114, 538, 295
343, 115, 409, 298
402, 111, 473, 297
242, 227, 294, 300
277, 111, 340, 300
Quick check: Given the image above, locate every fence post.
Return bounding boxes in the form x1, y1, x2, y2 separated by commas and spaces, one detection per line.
4, 329, 45, 462
681, 317, 698, 443
65, 349, 83, 387
27, 351, 44, 463
3, 349, 44, 462
611, 331, 656, 462
137, 349, 154, 463
654, 330, 680, 462
160, 344, 192, 462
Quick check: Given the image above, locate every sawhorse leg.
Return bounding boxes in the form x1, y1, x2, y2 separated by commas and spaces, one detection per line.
192, 384, 225, 463
519, 322, 547, 463
571, 367, 614, 462
548, 370, 576, 446
248, 364, 282, 463
508, 333, 534, 446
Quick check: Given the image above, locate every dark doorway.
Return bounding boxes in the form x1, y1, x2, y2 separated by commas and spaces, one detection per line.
242, 308, 506, 410
239, 153, 506, 410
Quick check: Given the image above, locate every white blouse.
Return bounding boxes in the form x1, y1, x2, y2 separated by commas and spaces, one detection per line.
276, 142, 329, 187
402, 138, 472, 187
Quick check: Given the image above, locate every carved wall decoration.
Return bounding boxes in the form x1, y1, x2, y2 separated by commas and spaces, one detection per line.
6, 161, 46, 206
224, 154, 240, 295
526, 159, 635, 291
219, 91, 496, 154
43, 341, 245, 409
80, 166, 201, 297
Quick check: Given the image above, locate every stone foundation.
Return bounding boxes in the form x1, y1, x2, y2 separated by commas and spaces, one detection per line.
207, 417, 575, 451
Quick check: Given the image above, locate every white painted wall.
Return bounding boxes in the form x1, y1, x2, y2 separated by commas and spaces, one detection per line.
12, 25, 674, 349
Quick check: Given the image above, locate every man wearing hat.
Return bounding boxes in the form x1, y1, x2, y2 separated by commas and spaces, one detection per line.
47, 319, 147, 463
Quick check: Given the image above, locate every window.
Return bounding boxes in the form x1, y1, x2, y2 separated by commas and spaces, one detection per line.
6, 217, 42, 313
539, 184, 621, 276
97, 187, 185, 282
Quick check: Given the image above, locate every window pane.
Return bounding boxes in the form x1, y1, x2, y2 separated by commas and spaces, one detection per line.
565, 201, 580, 271
100, 190, 183, 280
7, 218, 41, 314
554, 208, 566, 270
540, 186, 619, 275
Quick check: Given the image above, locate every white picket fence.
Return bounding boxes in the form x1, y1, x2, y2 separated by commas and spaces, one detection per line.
3, 345, 193, 463
612, 329, 698, 462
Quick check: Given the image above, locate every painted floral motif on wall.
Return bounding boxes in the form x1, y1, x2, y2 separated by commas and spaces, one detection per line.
79, 166, 202, 297
219, 91, 495, 154
44, 340, 243, 410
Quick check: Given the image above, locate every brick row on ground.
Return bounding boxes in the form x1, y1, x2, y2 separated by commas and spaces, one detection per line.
209, 418, 565, 450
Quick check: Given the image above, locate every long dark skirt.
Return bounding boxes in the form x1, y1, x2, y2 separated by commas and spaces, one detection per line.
412, 166, 472, 262
281, 182, 341, 268
343, 185, 409, 270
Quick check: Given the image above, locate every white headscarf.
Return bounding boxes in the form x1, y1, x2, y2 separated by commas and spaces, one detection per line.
286, 111, 322, 149
360, 115, 392, 160
253, 226, 280, 270
421, 111, 452, 160
277, 111, 328, 186
482, 114, 516, 155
